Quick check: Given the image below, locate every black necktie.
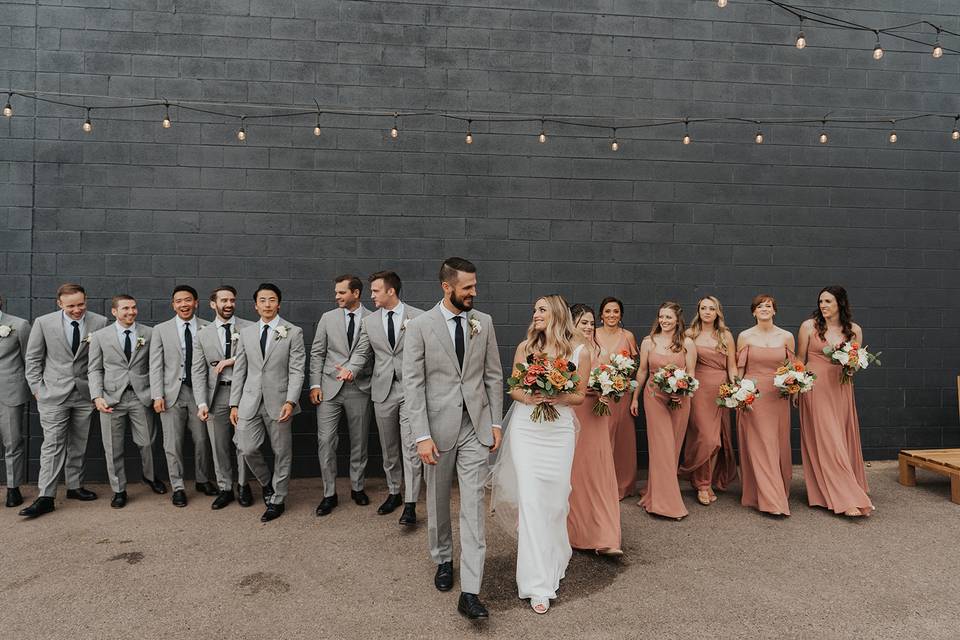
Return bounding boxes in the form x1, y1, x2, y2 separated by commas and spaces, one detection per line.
223, 324, 232, 359
123, 329, 132, 362
387, 311, 396, 349
183, 323, 193, 387
260, 325, 269, 357
453, 316, 464, 369
70, 320, 80, 355
347, 312, 356, 349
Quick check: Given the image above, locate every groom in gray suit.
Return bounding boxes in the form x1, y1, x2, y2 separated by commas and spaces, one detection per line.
21, 283, 109, 518
339, 271, 424, 525
88, 294, 165, 508
229, 283, 305, 523
309, 275, 373, 516
403, 257, 503, 620
0, 295, 30, 508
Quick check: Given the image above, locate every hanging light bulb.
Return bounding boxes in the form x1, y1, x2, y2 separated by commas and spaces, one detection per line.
717, 0, 727, 7
390, 112, 399, 139
951, 116, 959, 141
754, 129, 764, 144
465, 119, 473, 145
538, 119, 547, 143
872, 32, 884, 60
610, 128, 619, 152
795, 18, 806, 50
161, 103, 172, 129
2, 93, 12, 118
819, 130, 828, 144
313, 111, 322, 137
933, 28, 943, 58
888, 122, 897, 144
236, 117, 246, 142
82, 108, 93, 133
682, 119, 691, 145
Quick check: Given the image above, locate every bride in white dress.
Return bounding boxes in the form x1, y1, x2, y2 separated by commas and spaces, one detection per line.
491, 295, 588, 614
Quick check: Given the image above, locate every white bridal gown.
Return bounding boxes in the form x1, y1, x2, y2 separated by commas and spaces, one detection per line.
491, 344, 583, 601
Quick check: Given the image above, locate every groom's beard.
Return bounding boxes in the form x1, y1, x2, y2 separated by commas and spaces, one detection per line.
450, 292, 474, 312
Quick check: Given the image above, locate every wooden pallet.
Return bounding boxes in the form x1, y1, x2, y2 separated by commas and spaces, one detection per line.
898, 449, 960, 504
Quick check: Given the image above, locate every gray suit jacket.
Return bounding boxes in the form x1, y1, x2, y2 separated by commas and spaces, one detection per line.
345, 305, 423, 404
0, 312, 31, 407
88, 324, 153, 407
402, 305, 503, 452
230, 318, 306, 420
191, 317, 253, 408
149, 316, 210, 405
309, 306, 373, 399
25, 310, 109, 404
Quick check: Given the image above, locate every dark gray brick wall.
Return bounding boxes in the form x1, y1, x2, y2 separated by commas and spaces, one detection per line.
2, 0, 959, 484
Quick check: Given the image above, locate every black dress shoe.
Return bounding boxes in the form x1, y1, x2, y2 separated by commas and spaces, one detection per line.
66, 487, 98, 501
143, 477, 167, 494
172, 489, 187, 507
351, 490, 370, 506
211, 490, 235, 510
377, 493, 403, 515
19, 497, 55, 518
262, 483, 275, 505
457, 593, 489, 620
196, 481, 218, 496
111, 491, 128, 509
435, 561, 454, 592
399, 502, 417, 526
237, 484, 253, 507
315, 494, 338, 516
260, 502, 285, 522
6, 487, 23, 508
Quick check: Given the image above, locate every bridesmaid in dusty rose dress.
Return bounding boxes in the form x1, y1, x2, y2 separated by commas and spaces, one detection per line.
736, 294, 795, 516
681, 296, 739, 506
595, 297, 639, 499
630, 302, 697, 520
566, 304, 622, 555
797, 286, 875, 518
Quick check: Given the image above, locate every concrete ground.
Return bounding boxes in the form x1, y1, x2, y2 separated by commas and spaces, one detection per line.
1, 460, 958, 639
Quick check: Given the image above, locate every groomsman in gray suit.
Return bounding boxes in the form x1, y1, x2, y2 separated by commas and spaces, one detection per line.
150, 285, 217, 508
309, 275, 373, 516
339, 271, 423, 525
20, 283, 109, 518
0, 295, 30, 508
87, 294, 166, 508
229, 283, 305, 522
193, 285, 272, 509
403, 257, 503, 620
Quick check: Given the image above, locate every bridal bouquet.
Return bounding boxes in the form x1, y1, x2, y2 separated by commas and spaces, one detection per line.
508, 353, 580, 422
822, 341, 881, 384
650, 364, 699, 410
773, 360, 816, 397
587, 360, 638, 416
716, 378, 760, 411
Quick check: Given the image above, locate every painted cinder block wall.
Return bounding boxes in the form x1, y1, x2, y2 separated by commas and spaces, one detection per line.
1, 0, 958, 482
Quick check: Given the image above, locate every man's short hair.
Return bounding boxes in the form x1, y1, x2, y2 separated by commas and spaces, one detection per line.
254, 282, 282, 303
57, 283, 86, 299
111, 294, 136, 309
439, 257, 476, 284
210, 285, 238, 302
369, 271, 401, 296
335, 274, 363, 294
172, 284, 198, 300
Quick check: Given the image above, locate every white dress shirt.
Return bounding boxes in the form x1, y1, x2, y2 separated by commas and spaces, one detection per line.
175, 316, 199, 381
382, 301, 405, 339
257, 315, 282, 356
62, 310, 86, 345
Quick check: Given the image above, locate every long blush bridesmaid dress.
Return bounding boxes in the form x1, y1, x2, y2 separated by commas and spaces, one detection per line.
638, 350, 690, 519
680, 346, 738, 491
567, 352, 622, 551
799, 333, 874, 514
736, 346, 792, 515
603, 332, 637, 499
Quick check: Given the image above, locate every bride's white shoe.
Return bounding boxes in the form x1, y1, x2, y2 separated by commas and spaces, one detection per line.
530, 597, 550, 614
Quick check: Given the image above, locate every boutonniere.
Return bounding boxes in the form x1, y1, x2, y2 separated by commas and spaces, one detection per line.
274, 325, 288, 341
401, 319, 410, 331
231, 331, 241, 343
84, 334, 93, 344
135, 336, 146, 351
0, 324, 13, 338
468, 315, 481, 338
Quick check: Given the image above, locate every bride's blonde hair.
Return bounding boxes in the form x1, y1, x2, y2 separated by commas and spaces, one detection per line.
688, 295, 731, 353
524, 294, 577, 359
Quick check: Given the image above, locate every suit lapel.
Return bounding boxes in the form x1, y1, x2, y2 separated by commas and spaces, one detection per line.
462, 313, 481, 376
50, 314, 74, 360
429, 308, 461, 375
104, 331, 126, 367
368, 310, 389, 353
262, 322, 285, 368
247, 325, 265, 369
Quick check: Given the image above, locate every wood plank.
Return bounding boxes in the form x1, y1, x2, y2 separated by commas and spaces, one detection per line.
898, 454, 916, 486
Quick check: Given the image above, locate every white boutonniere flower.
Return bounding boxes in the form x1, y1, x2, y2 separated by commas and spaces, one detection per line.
275, 325, 288, 341
84, 334, 93, 344
468, 315, 481, 338
402, 319, 410, 331
135, 336, 146, 351
0, 324, 13, 338
231, 331, 241, 343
